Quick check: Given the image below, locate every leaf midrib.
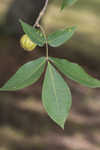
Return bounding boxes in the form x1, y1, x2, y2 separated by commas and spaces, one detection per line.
48, 63, 60, 113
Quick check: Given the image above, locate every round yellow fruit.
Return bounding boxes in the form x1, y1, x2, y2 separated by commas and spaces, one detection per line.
20, 34, 37, 51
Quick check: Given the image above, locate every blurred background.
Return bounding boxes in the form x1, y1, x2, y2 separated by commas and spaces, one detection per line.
0, 0, 100, 150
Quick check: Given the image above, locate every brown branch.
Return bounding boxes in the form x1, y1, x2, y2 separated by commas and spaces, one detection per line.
34, 0, 49, 27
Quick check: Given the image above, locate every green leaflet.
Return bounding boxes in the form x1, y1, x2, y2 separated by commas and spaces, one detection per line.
47, 26, 76, 47
42, 62, 72, 129
0, 57, 46, 91
50, 57, 100, 88
19, 19, 46, 47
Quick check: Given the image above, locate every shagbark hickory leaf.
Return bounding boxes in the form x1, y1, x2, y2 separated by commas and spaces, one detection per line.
47, 26, 76, 47
61, 0, 77, 10
19, 19, 46, 47
0, 57, 46, 91
50, 57, 100, 88
42, 62, 72, 129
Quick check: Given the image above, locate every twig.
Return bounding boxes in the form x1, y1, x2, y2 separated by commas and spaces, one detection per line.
33, 0, 49, 60
34, 0, 49, 27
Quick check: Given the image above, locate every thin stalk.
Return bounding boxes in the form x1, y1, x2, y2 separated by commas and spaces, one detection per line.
34, 0, 49, 27
33, 0, 49, 60
38, 24, 49, 60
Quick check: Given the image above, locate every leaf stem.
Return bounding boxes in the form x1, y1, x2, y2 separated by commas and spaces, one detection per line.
38, 24, 49, 60
33, 0, 49, 60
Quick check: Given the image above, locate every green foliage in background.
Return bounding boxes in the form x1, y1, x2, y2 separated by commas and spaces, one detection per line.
61, 0, 78, 9
0, 0, 100, 129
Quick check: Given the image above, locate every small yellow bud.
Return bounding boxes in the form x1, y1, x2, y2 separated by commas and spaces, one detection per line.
20, 34, 37, 51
